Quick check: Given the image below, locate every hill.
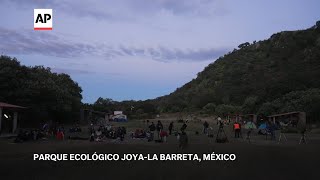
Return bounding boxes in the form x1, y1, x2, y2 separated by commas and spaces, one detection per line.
152, 21, 320, 121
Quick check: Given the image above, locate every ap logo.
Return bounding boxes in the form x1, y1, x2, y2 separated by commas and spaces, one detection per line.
34, 9, 52, 30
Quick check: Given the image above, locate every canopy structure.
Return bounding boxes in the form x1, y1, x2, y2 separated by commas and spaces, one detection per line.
226, 114, 257, 123
80, 109, 110, 124
0, 102, 26, 134
240, 114, 258, 123
258, 123, 267, 129
268, 111, 306, 129
244, 121, 257, 129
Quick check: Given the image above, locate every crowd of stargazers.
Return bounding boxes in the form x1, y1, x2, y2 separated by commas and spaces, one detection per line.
12, 119, 191, 148
12, 115, 305, 147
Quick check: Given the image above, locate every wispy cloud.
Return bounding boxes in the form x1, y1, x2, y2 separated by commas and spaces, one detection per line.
2, 0, 129, 21
128, 0, 228, 17
0, 28, 230, 62
113, 46, 229, 62
51, 67, 92, 75
0, 28, 96, 58
50, 67, 125, 76
2, 0, 227, 21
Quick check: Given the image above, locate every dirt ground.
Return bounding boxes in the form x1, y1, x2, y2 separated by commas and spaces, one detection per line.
0, 119, 319, 180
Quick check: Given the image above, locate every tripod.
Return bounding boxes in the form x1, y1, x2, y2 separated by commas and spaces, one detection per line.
246, 129, 252, 143
207, 127, 214, 138
278, 131, 287, 144
216, 123, 228, 143
299, 131, 307, 144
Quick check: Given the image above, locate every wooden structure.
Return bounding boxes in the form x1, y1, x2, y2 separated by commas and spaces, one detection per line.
80, 109, 110, 124
239, 114, 257, 123
268, 111, 306, 129
0, 102, 26, 134
226, 114, 241, 122
227, 114, 257, 123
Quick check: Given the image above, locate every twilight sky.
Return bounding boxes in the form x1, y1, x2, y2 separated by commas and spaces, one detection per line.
0, 0, 319, 103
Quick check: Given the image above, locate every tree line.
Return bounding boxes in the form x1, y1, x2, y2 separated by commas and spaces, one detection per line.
0, 55, 82, 125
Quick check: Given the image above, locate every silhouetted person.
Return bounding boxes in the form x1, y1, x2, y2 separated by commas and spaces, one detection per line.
149, 122, 156, 132
149, 122, 156, 140
266, 121, 276, 140
156, 121, 163, 138
117, 127, 124, 141
168, 122, 174, 135
203, 121, 209, 135
181, 122, 187, 132
146, 120, 150, 127
179, 132, 188, 149
90, 132, 94, 142
217, 116, 222, 125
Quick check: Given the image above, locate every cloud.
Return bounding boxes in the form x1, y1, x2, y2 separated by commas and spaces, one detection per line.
116, 46, 230, 62
2, 0, 227, 21
0, 27, 230, 62
100, 46, 230, 62
51, 66, 126, 76
129, 0, 227, 17
2, 0, 126, 21
51, 67, 92, 75
0, 27, 96, 58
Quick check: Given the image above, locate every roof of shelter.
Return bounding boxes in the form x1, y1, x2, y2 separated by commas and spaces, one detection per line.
0, 102, 26, 109
268, 111, 302, 118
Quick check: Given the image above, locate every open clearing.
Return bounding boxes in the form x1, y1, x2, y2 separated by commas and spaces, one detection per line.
1, 119, 319, 180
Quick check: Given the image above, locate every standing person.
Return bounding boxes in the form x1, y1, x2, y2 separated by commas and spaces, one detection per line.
156, 121, 163, 139
146, 120, 150, 128
117, 127, 124, 141
269, 121, 276, 140
180, 122, 187, 132
56, 129, 64, 140
203, 121, 209, 135
266, 120, 276, 140
149, 122, 156, 132
217, 116, 222, 125
89, 123, 95, 134
90, 132, 95, 142
168, 122, 174, 135
246, 128, 252, 143
146, 131, 153, 142
160, 130, 168, 142
179, 131, 188, 149
149, 122, 156, 140
233, 121, 241, 138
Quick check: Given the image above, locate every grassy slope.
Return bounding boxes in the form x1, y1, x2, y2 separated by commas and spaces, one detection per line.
155, 24, 320, 112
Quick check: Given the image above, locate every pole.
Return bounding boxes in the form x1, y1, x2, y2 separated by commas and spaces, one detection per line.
0, 107, 2, 133
13, 112, 18, 133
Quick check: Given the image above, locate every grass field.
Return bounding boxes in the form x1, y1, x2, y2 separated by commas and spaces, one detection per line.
0, 117, 319, 180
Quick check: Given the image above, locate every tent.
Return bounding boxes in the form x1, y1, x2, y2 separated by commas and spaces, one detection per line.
111, 114, 128, 122
258, 123, 267, 129
244, 121, 257, 129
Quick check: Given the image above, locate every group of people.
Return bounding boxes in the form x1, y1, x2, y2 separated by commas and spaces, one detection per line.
14, 129, 46, 143
201, 117, 252, 141
89, 124, 127, 142
145, 120, 188, 148
148, 121, 166, 142
232, 119, 280, 141
13, 123, 68, 143
40, 123, 67, 141
262, 120, 278, 140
